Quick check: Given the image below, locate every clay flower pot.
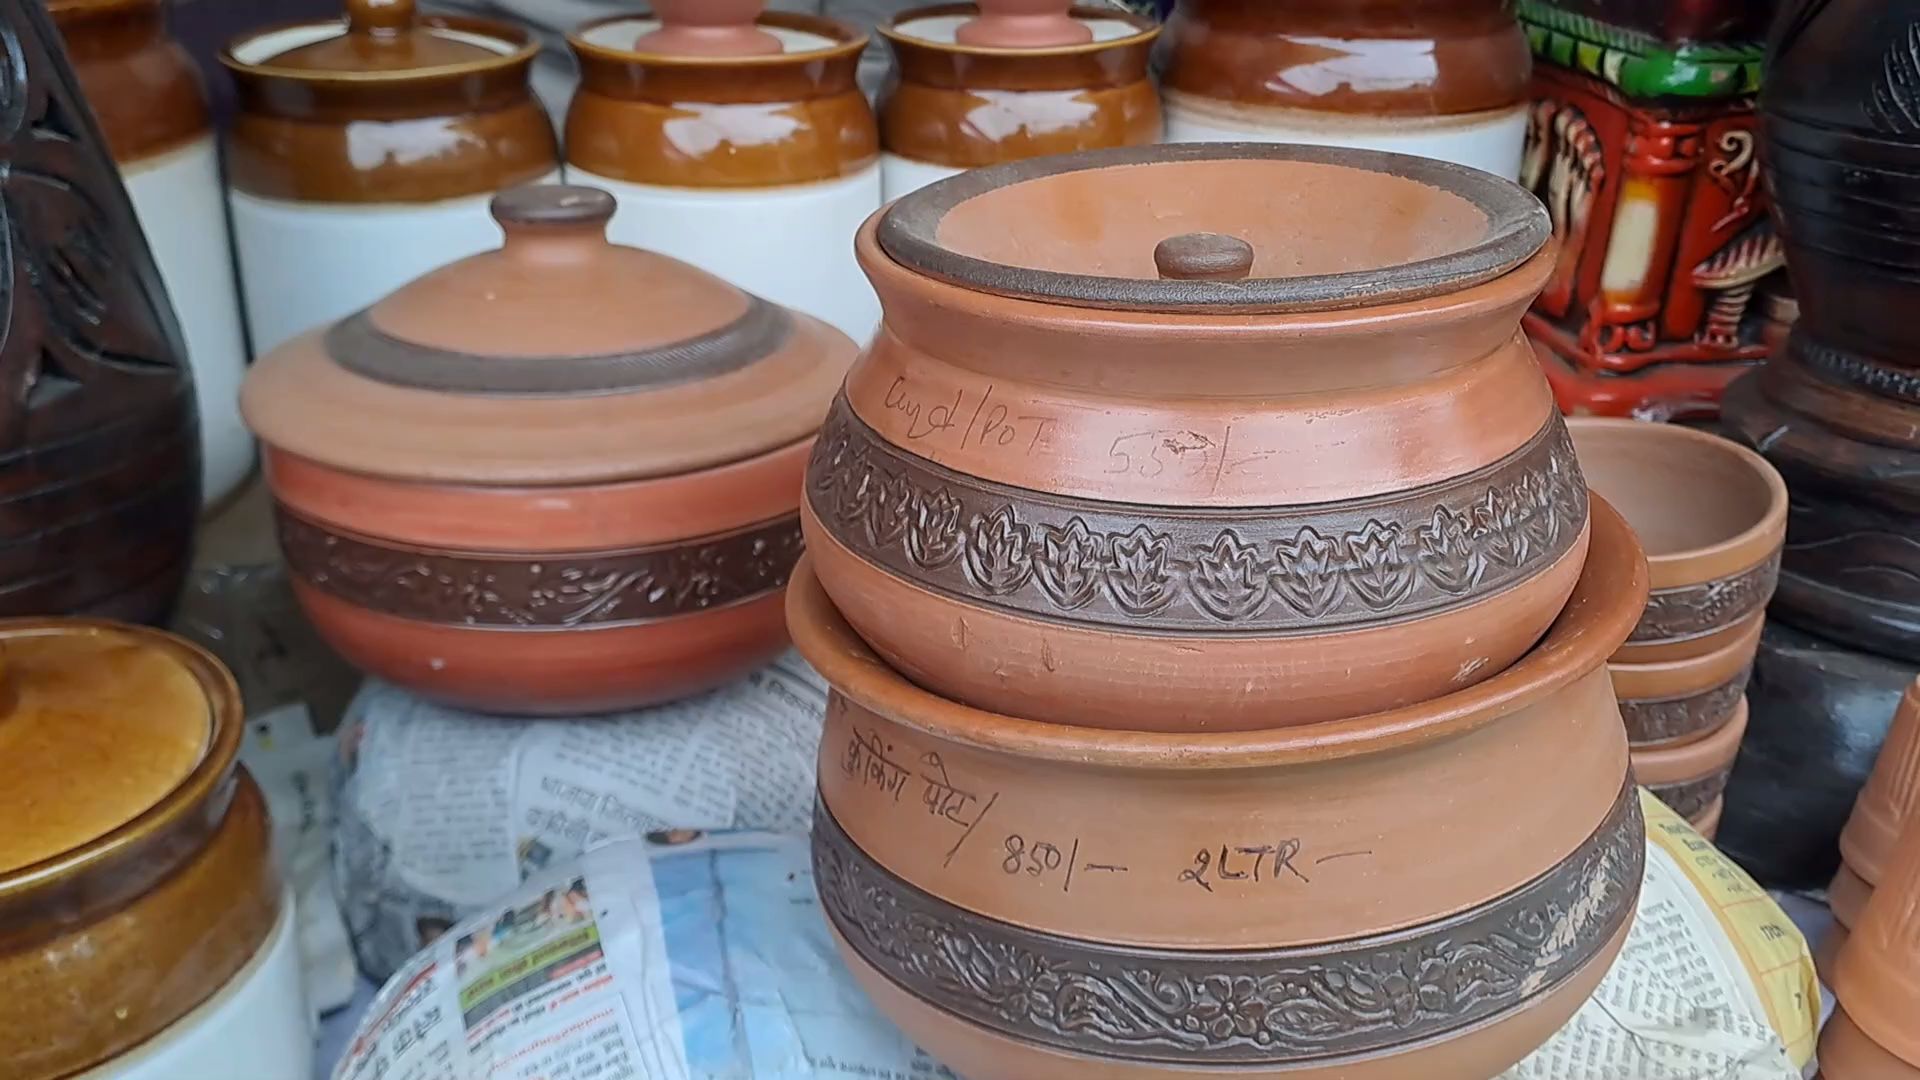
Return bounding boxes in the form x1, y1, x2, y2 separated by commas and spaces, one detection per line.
794, 495, 1648, 1078
806, 143, 1583, 731
634, 0, 782, 55
1156, 0, 1533, 180
878, 4, 1162, 200
242, 185, 857, 715
1608, 610, 1760, 748
221, 0, 560, 356
956, 0, 1092, 47
1825, 814, 1920, 1079
1569, 418, 1787, 664
0, 619, 304, 1080
1833, 678, 1920, 940
567, 11, 881, 343
1630, 695, 1749, 824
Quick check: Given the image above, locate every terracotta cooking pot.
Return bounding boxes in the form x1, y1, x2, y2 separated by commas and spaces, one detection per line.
1630, 695, 1749, 822
1568, 418, 1786, 664
1609, 610, 1760, 748
243, 184, 857, 715
796, 495, 1648, 1078
805, 143, 1581, 731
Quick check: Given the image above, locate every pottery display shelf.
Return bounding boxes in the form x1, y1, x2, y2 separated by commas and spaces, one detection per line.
1156, 0, 1532, 180
566, 2, 882, 344
49, 0, 254, 512
221, 0, 561, 356
1516, 0, 1785, 420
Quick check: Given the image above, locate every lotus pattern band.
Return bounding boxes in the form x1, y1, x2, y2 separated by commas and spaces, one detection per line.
814, 783, 1643, 1064
808, 397, 1589, 632
1629, 554, 1779, 644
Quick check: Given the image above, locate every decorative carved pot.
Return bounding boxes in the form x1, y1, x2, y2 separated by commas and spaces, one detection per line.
0, 619, 304, 1080
805, 143, 1586, 731
1630, 694, 1747, 823
242, 185, 857, 715
877, 4, 1162, 201
1157, 0, 1532, 180
0, 0, 199, 625
49, 0, 253, 512
221, 0, 560, 357
794, 495, 1647, 1078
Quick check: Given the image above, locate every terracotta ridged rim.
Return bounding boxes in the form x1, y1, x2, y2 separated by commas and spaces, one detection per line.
787, 494, 1646, 768
220, 14, 540, 84
879, 3, 1159, 56
568, 11, 869, 69
875, 143, 1552, 313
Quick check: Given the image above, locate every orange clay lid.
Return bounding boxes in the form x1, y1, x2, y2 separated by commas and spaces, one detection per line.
242, 184, 858, 485
0, 624, 211, 874
224, 0, 531, 80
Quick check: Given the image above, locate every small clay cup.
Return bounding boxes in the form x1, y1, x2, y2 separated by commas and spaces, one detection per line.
1609, 611, 1761, 748
1569, 418, 1786, 664
956, 0, 1093, 47
1631, 695, 1749, 822
634, 0, 782, 56
1826, 812, 1920, 1077
1833, 678, 1920, 935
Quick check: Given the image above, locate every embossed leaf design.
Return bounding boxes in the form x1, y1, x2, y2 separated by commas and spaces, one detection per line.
1033, 518, 1104, 610
863, 471, 912, 547
832, 446, 875, 519
1344, 521, 1417, 610
1414, 506, 1482, 595
906, 489, 965, 569
1191, 530, 1271, 621
1105, 525, 1177, 617
964, 507, 1035, 596
1269, 527, 1343, 618
1472, 489, 1529, 569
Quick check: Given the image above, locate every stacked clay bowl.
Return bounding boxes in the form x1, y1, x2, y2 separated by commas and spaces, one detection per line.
1824, 677, 1920, 976
802, 143, 1591, 731
1568, 419, 1787, 838
1821, 810, 1920, 1080
243, 185, 857, 715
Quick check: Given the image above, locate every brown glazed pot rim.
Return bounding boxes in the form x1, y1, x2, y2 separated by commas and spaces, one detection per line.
874, 142, 1552, 314
220, 13, 540, 85
880, 3, 1159, 56
1630, 696, 1749, 785
0, 621, 243, 920
569, 11, 869, 69
789, 494, 1645, 769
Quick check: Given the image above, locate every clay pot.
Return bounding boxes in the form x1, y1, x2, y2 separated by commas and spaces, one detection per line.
795, 495, 1647, 1077
634, 0, 782, 56
1833, 678, 1920, 936
566, 11, 881, 343
1826, 813, 1920, 1078
956, 0, 1092, 48
1568, 418, 1786, 664
242, 185, 857, 714
221, 0, 560, 356
1694, 796, 1725, 841
0, 0, 199, 626
806, 143, 1582, 731
1156, 0, 1532, 180
1609, 612, 1761, 748
49, 0, 253, 512
1632, 695, 1749, 821
0, 619, 305, 1080
877, 4, 1162, 200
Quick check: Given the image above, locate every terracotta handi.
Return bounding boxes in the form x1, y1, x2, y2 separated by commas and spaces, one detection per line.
877, 3, 1162, 200
222, 0, 561, 355
1823, 814, 1920, 1079
1157, 0, 1533, 180
805, 143, 1586, 731
792, 493, 1649, 1079
0, 620, 306, 1080
0, 0, 200, 626
242, 185, 857, 714
1828, 679, 1920, 968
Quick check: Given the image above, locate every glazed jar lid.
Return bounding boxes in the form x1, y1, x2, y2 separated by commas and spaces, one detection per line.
241, 184, 856, 485
877, 142, 1551, 312
224, 0, 535, 81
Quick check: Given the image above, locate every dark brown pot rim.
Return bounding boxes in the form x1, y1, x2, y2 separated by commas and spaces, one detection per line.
221, 14, 539, 85
569, 11, 869, 68
880, 3, 1159, 55
787, 494, 1647, 769
875, 142, 1551, 314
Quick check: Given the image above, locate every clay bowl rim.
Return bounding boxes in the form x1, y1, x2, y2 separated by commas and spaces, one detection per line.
0, 620, 244, 913
568, 10, 870, 68
1631, 694, 1749, 785
1567, 417, 1788, 588
879, 3, 1160, 56
1608, 608, 1763, 687
789, 494, 1646, 769
219, 13, 542, 85
875, 142, 1553, 314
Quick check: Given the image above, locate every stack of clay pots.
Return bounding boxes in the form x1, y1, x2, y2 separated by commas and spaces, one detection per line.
790, 143, 1653, 1079
1569, 420, 1787, 839
1821, 806, 1920, 1078
1823, 679, 1920, 976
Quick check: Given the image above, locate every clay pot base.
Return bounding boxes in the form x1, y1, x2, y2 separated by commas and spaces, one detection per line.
1818, 1006, 1920, 1080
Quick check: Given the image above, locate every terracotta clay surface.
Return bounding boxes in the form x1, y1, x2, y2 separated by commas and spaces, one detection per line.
1632, 695, 1748, 820
1694, 795, 1725, 840
1817, 1006, 1920, 1080
957, 0, 1093, 48
634, 0, 783, 56
1610, 612, 1761, 747
1830, 811, 1920, 1073
1835, 679, 1920, 928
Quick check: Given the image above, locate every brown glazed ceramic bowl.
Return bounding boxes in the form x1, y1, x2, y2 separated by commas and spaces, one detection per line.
1631, 695, 1749, 822
1569, 418, 1786, 665
243, 185, 857, 715
1833, 678, 1920, 935
796, 496, 1647, 1077
805, 143, 1580, 731
0, 620, 279, 1079
1827, 814, 1920, 1078
1609, 611, 1760, 748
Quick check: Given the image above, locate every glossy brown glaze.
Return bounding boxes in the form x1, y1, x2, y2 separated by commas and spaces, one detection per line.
567, 12, 878, 188
879, 5, 1160, 171
1830, 810, 1920, 1074
47, 0, 209, 163
1835, 679, 1920, 931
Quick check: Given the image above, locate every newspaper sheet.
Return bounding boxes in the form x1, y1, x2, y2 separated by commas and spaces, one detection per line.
334, 805, 1812, 1080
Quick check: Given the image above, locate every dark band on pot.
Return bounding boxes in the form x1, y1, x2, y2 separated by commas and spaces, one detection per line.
1645, 772, 1733, 821
1617, 665, 1751, 747
1629, 553, 1779, 645
813, 780, 1643, 1065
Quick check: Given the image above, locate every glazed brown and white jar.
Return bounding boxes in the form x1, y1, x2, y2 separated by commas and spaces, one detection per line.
567, 4, 882, 343
222, 0, 561, 355
50, 0, 254, 511
877, 2, 1163, 200
0, 620, 306, 1080
1157, 0, 1532, 180
805, 143, 1586, 731
241, 185, 857, 715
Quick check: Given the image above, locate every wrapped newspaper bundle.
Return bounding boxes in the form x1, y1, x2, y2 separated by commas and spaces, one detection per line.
332, 653, 830, 981
332, 792, 1819, 1080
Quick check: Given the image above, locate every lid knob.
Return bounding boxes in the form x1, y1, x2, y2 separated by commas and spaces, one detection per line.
956, 0, 1093, 48
491, 185, 617, 261
346, 0, 416, 37
636, 0, 784, 57
1154, 233, 1256, 282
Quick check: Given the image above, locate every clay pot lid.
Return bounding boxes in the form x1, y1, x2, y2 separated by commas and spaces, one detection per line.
223, 0, 535, 81
633, 0, 782, 56
876, 142, 1551, 313
884, 3, 1156, 53
571, 8, 867, 64
0, 622, 215, 875
242, 184, 857, 486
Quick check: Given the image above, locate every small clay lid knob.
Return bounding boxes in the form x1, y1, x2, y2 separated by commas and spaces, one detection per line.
491, 185, 617, 261
346, 0, 415, 37
1155, 232, 1256, 282
636, 0, 783, 56
957, 0, 1094, 48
